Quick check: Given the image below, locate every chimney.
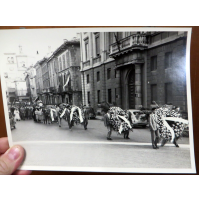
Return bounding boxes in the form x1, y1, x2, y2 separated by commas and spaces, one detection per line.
63, 39, 68, 43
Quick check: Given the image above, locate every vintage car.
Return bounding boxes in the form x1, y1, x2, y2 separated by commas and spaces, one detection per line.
85, 106, 96, 119
129, 109, 148, 128
9, 111, 16, 130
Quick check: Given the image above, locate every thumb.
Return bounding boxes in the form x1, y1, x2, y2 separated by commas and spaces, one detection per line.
0, 145, 24, 175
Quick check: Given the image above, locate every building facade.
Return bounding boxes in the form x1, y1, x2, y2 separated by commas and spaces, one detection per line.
14, 81, 29, 102
24, 66, 37, 102
80, 31, 187, 113
3, 48, 35, 104
34, 60, 44, 101
35, 39, 82, 106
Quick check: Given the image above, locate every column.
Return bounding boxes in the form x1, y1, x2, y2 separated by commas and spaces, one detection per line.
116, 69, 122, 108
135, 64, 142, 109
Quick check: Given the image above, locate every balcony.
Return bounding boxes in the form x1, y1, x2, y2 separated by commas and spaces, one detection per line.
58, 84, 72, 94
93, 55, 101, 65
109, 34, 148, 57
83, 60, 90, 67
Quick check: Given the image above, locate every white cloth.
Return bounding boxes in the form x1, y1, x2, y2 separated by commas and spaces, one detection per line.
117, 115, 132, 134
162, 116, 189, 143
118, 115, 132, 128
70, 106, 83, 123
50, 109, 56, 121
63, 74, 70, 90
60, 108, 66, 118
164, 117, 189, 124
14, 110, 20, 121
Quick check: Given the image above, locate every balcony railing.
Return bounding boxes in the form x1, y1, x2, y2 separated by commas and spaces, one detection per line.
83, 60, 90, 67
58, 85, 72, 93
93, 55, 101, 65
110, 34, 148, 55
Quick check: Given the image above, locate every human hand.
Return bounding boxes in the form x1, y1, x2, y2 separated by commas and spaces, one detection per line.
0, 137, 32, 175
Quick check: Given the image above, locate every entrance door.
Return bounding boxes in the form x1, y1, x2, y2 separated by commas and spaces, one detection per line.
128, 69, 135, 109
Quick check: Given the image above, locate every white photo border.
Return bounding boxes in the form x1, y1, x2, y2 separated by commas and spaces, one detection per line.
0, 27, 196, 173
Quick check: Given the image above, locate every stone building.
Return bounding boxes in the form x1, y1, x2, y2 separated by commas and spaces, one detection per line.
24, 66, 37, 102
3, 47, 35, 104
14, 81, 29, 102
35, 39, 82, 106
34, 60, 44, 101
146, 32, 187, 111
80, 31, 187, 112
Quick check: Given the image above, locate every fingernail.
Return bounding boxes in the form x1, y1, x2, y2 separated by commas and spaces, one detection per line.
7, 146, 21, 161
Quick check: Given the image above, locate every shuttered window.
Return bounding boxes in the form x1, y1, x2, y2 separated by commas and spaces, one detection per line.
165, 52, 172, 69
85, 41, 89, 61
151, 84, 157, 103
151, 56, 157, 71
97, 71, 100, 82
97, 90, 100, 103
87, 91, 90, 104
108, 89, 112, 104
96, 36, 100, 56
165, 83, 173, 104
107, 68, 111, 79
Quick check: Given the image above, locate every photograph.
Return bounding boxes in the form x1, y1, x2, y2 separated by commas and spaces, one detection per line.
0, 27, 195, 173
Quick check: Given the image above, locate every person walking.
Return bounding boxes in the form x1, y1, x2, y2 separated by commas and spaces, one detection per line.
149, 108, 159, 149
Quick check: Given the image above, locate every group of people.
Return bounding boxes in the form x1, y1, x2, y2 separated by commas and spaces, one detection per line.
31, 102, 87, 130
32, 104, 60, 124
9, 101, 189, 150
102, 103, 188, 149
10, 105, 33, 121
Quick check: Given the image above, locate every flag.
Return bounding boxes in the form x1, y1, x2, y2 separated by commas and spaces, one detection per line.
63, 73, 70, 90
34, 96, 39, 102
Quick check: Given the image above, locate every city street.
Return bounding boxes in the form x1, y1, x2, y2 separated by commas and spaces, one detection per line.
10, 117, 192, 172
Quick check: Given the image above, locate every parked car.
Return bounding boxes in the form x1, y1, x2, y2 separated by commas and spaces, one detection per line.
85, 106, 96, 119
129, 109, 148, 128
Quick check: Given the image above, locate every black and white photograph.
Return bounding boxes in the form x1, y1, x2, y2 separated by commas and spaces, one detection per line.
0, 27, 195, 173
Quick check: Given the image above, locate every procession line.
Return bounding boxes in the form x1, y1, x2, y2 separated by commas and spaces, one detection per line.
12, 141, 190, 148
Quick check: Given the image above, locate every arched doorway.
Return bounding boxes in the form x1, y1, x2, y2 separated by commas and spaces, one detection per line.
128, 68, 135, 109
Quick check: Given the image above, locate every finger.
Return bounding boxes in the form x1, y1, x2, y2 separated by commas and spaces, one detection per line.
13, 170, 32, 175
0, 145, 24, 175
0, 137, 9, 154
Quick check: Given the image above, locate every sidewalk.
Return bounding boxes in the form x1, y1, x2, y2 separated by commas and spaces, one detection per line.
95, 115, 104, 121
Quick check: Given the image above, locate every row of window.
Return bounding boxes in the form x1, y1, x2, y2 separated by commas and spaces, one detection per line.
150, 32, 178, 44
150, 52, 172, 71
87, 83, 173, 105
151, 83, 172, 104
85, 35, 100, 61
86, 69, 117, 84
58, 52, 70, 72
87, 88, 116, 104
84, 32, 135, 61
43, 80, 50, 89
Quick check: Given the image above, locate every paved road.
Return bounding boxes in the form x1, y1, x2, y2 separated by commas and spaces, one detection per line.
11, 118, 189, 144
10, 119, 193, 172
